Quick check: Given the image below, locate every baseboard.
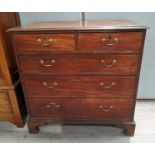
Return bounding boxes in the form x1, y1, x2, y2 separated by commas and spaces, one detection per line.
137, 99, 155, 102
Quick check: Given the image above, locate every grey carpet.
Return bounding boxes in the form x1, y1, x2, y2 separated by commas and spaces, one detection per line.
0, 101, 155, 143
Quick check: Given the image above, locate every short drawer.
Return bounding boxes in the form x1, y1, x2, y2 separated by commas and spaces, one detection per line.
0, 91, 12, 114
79, 32, 144, 52
27, 97, 134, 121
14, 34, 75, 52
19, 53, 140, 75
23, 76, 137, 98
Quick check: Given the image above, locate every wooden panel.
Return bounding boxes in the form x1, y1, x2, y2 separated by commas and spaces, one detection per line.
14, 34, 75, 52
0, 13, 20, 85
28, 97, 134, 121
0, 92, 12, 114
79, 32, 143, 52
0, 26, 12, 85
19, 53, 140, 75
0, 13, 25, 127
23, 76, 137, 98
0, 13, 20, 28
0, 68, 3, 78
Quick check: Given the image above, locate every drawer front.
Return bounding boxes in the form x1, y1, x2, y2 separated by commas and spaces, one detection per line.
14, 34, 75, 52
0, 92, 12, 114
23, 76, 137, 98
27, 97, 134, 121
79, 32, 143, 52
19, 54, 140, 75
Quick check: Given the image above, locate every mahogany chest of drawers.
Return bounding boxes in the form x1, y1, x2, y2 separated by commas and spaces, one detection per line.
8, 20, 147, 135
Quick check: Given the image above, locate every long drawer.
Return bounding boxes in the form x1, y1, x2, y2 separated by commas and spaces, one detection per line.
27, 97, 134, 121
79, 32, 143, 52
19, 54, 140, 75
22, 76, 137, 98
14, 34, 75, 52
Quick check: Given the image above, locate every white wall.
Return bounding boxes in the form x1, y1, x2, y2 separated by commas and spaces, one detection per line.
19, 12, 81, 25
19, 12, 155, 99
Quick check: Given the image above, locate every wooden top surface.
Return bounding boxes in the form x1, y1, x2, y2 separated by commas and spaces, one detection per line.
7, 20, 147, 32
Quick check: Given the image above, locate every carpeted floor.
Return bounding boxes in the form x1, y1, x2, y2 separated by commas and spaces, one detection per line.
0, 101, 155, 143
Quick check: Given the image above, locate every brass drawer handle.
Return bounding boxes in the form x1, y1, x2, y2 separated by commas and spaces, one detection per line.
100, 59, 117, 67
40, 59, 55, 67
100, 82, 115, 89
102, 37, 119, 46
46, 102, 60, 108
37, 38, 53, 47
43, 81, 58, 89
99, 105, 113, 112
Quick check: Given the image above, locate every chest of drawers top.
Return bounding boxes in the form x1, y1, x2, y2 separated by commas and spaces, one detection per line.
8, 20, 147, 32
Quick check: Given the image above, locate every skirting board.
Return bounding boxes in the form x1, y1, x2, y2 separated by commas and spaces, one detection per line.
137, 99, 155, 101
